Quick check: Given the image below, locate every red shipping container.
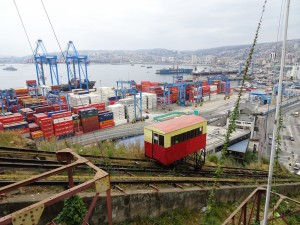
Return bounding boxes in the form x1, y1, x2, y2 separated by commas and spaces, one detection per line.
29, 123, 40, 132
33, 113, 48, 124
35, 106, 53, 114
53, 121, 73, 129
89, 103, 105, 111
0, 113, 23, 125
52, 111, 72, 120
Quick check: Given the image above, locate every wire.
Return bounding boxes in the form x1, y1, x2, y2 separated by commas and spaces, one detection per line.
12, 0, 34, 54
40, 0, 65, 59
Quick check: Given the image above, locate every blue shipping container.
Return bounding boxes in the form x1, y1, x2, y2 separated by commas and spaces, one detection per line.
98, 112, 113, 121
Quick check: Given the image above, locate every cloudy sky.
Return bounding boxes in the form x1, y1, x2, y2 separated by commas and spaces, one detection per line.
1, 0, 299, 56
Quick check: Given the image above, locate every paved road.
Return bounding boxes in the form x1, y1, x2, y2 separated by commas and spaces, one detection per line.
279, 114, 300, 168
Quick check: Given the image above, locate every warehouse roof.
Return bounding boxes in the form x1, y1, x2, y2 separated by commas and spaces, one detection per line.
228, 139, 249, 153
146, 115, 206, 134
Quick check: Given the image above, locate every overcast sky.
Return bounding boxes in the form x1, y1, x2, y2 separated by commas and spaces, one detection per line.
1, 0, 299, 56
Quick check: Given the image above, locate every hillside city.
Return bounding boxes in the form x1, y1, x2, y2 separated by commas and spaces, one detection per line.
1, 39, 299, 68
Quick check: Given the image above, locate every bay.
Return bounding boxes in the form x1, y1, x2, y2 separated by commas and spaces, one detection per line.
0, 64, 196, 89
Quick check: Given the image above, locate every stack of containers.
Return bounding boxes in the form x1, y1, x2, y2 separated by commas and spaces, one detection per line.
29, 123, 40, 133
22, 98, 41, 109
150, 82, 159, 87
170, 86, 178, 103
142, 93, 157, 109
0, 113, 29, 138
136, 84, 142, 92
98, 111, 114, 129
186, 85, 193, 101
107, 104, 127, 126
31, 113, 47, 139
39, 117, 54, 140
71, 103, 105, 114
96, 87, 116, 103
202, 85, 210, 102
118, 98, 142, 122
72, 114, 82, 135
149, 86, 163, 97
89, 93, 103, 104
212, 80, 221, 93
209, 85, 218, 101
13, 88, 28, 97
188, 90, 195, 102
52, 111, 74, 138
79, 108, 99, 133
220, 82, 226, 93
52, 104, 68, 111
68, 93, 90, 107
26, 80, 37, 96
141, 81, 151, 92
20, 108, 34, 121
35, 105, 53, 114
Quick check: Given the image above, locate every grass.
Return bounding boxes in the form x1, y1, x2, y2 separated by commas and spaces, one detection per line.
0, 130, 30, 148
117, 202, 238, 225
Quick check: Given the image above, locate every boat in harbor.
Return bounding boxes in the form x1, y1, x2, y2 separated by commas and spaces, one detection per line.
3, 66, 17, 71
156, 68, 193, 75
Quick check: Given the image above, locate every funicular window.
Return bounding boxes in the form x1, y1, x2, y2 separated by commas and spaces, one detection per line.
153, 133, 165, 147
159, 135, 164, 147
171, 126, 203, 146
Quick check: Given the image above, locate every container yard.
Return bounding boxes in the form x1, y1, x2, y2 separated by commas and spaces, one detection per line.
0, 75, 232, 143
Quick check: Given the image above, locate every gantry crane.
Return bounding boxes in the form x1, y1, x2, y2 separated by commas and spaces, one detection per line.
64, 41, 89, 91
33, 39, 59, 86
115, 80, 143, 122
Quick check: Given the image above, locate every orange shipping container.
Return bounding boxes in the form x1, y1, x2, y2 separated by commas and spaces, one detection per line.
31, 130, 44, 139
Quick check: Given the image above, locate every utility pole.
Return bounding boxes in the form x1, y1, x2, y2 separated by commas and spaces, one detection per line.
262, 0, 290, 224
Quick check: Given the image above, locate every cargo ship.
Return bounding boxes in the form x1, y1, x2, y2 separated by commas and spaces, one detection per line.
60, 80, 96, 92
3, 66, 17, 71
156, 68, 193, 75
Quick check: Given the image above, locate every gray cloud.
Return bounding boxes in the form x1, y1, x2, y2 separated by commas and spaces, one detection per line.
1, 0, 299, 56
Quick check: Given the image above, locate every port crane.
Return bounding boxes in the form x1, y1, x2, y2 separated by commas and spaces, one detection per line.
33, 39, 59, 86
115, 80, 143, 122
64, 41, 89, 91
0, 89, 19, 115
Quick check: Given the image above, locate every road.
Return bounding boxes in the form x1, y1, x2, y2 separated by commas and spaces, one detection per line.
278, 113, 300, 169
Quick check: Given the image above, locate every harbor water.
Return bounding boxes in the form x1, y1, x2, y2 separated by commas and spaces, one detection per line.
0, 63, 239, 89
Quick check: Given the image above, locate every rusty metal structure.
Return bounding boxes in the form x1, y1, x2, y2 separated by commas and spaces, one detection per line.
222, 187, 300, 225
0, 148, 112, 225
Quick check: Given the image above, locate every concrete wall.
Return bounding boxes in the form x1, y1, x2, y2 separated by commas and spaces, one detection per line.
1, 183, 300, 224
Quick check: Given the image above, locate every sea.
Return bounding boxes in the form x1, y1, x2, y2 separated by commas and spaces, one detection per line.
0, 63, 239, 89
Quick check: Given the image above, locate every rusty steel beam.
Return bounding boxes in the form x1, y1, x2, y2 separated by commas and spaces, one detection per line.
0, 148, 112, 225
222, 187, 264, 225
223, 187, 300, 225
247, 193, 258, 225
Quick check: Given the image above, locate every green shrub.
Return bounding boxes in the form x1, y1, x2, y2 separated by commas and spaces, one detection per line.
55, 195, 87, 225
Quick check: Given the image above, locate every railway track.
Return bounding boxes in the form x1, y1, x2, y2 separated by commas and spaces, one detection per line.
0, 146, 297, 183
0, 156, 293, 180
